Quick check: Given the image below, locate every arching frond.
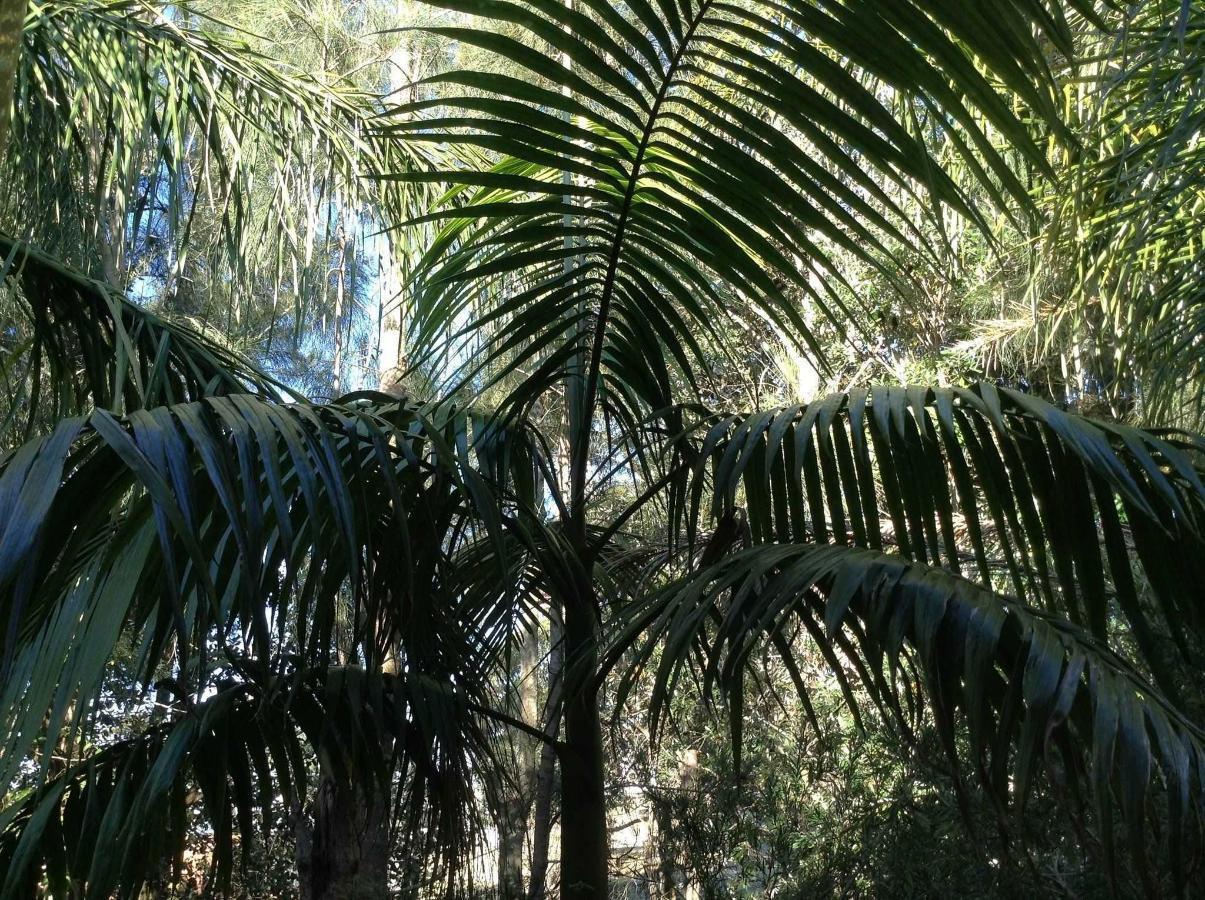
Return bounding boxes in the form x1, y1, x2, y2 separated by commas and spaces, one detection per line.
0, 384, 564, 895
397, 0, 1097, 426
0, 389, 544, 809
678, 384, 1205, 699
1, 233, 291, 443
0, 666, 497, 897
1042, 1, 1205, 424
605, 543, 1205, 895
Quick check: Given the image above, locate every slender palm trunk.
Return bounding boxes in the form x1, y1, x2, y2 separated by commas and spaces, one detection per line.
500, 626, 542, 898
527, 604, 563, 896
528, 610, 563, 899
296, 769, 390, 900
555, 0, 608, 887
556, 577, 608, 899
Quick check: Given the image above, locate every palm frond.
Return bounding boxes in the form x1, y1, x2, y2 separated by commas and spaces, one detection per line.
395, 0, 1097, 429
1042, 0, 1205, 424
0, 384, 562, 895
678, 384, 1205, 700
0, 666, 497, 897
1, 233, 291, 444
0, 388, 543, 795
605, 542, 1205, 894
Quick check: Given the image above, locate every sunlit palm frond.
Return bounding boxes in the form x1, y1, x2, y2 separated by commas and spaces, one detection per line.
1042, 0, 1205, 424
396, 0, 1096, 429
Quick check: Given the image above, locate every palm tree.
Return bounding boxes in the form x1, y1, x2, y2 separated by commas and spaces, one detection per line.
1, 2, 1203, 899
1040, 1, 1205, 425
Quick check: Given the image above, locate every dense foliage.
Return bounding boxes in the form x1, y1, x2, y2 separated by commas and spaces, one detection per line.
1, 1, 1203, 898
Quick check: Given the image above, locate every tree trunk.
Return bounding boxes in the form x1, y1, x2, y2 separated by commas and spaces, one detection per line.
296, 769, 390, 900
679, 749, 701, 900
331, 222, 348, 396
297, 652, 390, 898
498, 769, 527, 898
377, 7, 417, 397
0, 0, 25, 159
557, 583, 608, 899
528, 611, 564, 900
499, 625, 542, 898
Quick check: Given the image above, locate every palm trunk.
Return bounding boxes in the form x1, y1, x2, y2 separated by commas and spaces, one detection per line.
555, 0, 608, 887
296, 766, 390, 900
557, 581, 608, 899
297, 636, 392, 898
500, 626, 542, 898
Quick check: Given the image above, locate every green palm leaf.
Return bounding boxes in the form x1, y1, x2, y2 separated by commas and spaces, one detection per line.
395, 0, 1096, 429
678, 384, 1205, 699
1041, 1, 1205, 424
0, 386, 544, 785
0, 666, 499, 898
1, 233, 292, 441
0, 384, 557, 895
605, 542, 1205, 895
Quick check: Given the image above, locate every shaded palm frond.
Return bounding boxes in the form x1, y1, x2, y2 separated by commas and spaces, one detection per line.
0, 664, 498, 898
0, 388, 544, 821
1, 233, 291, 443
678, 384, 1205, 699
606, 542, 1205, 895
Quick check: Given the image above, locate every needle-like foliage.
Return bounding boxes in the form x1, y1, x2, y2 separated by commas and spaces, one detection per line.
2, 0, 431, 301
